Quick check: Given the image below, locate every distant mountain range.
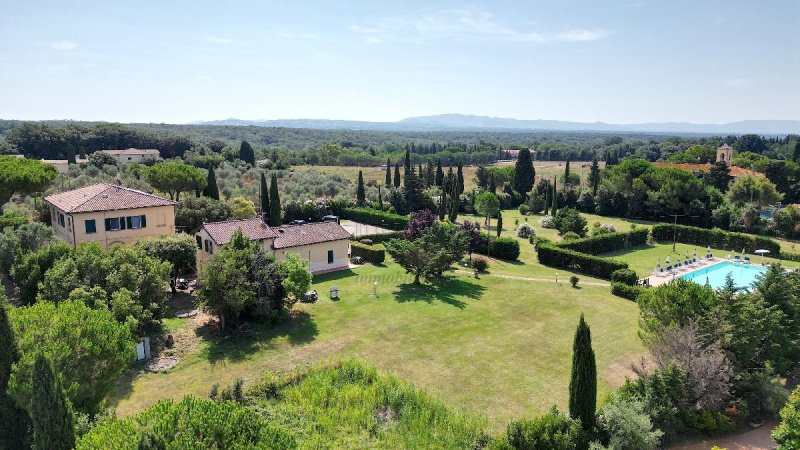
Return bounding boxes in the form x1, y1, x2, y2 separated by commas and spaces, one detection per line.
191, 114, 799, 135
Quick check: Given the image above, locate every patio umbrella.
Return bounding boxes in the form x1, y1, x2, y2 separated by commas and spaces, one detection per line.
755, 249, 770, 262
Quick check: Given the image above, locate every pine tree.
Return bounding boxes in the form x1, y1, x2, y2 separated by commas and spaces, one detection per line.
496, 211, 502, 237
385, 158, 392, 187
356, 170, 366, 206
239, 140, 256, 166
203, 166, 220, 200
456, 163, 465, 195
1, 301, 30, 450
31, 355, 74, 450
589, 157, 601, 195
435, 160, 444, 187
569, 314, 597, 431
259, 172, 270, 220
394, 162, 401, 188
268, 174, 281, 226
513, 148, 536, 195
552, 177, 558, 212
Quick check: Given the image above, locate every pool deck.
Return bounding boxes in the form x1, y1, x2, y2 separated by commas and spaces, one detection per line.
645, 258, 726, 287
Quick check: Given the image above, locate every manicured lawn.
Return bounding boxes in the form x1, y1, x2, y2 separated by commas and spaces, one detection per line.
111, 255, 644, 431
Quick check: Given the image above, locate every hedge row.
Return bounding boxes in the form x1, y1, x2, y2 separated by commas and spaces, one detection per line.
651, 223, 781, 255
610, 268, 639, 286
782, 251, 800, 262
556, 228, 649, 255
341, 208, 409, 231
475, 237, 521, 261
536, 243, 629, 279
350, 231, 402, 244
611, 282, 645, 301
350, 241, 385, 264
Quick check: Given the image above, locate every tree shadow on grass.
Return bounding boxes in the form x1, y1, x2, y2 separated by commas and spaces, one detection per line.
392, 276, 486, 309
202, 310, 318, 365
313, 268, 359, 283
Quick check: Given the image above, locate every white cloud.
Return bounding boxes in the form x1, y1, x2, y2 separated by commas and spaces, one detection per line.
51, 41, 77, 50
350, 8, 611, 45
205, 37, 233, 44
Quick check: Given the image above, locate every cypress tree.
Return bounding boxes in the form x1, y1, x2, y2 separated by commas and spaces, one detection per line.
513, 148, 535, 195
394, 162, 401, 188
385, 158, 392, 187
418, 163, 424, 185
203, 166, 220, 200
377, 186, 383, 209
259, 172, 270, 220
552, 177, 558, 212
438, 188, 447, 221
456, 162, 465, 194
1, 300, 30, 450
31, 355, 74, 450
794, 142, 800, 163
496, 211, 502, 237
403, 149, 413, 187
435, 160, 444, 187
489, 174, 496, 193
239, 140, 256, 166
589, 157, 601, 195
356, 170, 366, 206
564, 157, 571, 182
448, 180, 459, 222
544, 188, 550, 216
268, 174, 281, 226
569, 314, 597, 431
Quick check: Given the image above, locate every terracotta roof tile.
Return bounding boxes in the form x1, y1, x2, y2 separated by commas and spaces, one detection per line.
202, 218, 278, 245
44, 183, 176, 213
272, 221, 351, 249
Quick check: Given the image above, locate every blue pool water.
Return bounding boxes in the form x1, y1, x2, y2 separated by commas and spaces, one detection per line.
680, 261, 766, 290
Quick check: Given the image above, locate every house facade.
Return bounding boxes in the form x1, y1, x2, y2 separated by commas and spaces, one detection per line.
100, 148, 161, 164
44, 183, 177, 249
195, 218, 351, 275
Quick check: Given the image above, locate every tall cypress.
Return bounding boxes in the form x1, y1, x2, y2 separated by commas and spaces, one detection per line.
552, 177, 558, 212
569, 314, 597, 431
418, 163, 424, 186
435, 160, 444, 187
794, 142, 800, 163
564, 157, 571, 182
1, 301, 30, 450
239, 140, 256, 166
448, 180, 459, 222
496, 211, 503, 237
259, 172, 270, 220
377, 186, 383, 209
513, 148, 535, 195
31, 355, 75, 450
269, 174, 281, 226
403, 149, 413, 187
203, 166, 220, 200
394, 162, 401, 188
356, 170, 366, 206
438, 188, 447, 221
456, 162, 465, 194
489, 175, 496, 193
385, 158, 392, 187
589, 157, 601, 195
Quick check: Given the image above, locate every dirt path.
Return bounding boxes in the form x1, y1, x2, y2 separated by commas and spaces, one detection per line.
668, 421, 777, 450
456, 270, 611, 287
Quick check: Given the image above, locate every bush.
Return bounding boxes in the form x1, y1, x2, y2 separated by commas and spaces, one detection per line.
595, 398, 663, 450
519, 204, 530, 215
359, 238, 373, 245
610, 269, 639, 286
351, 231, 402, 244
651, 223, 780, 255
554, 208, 587, 237
782, 250, 800, 262
499, 409, 582, 450
562, 231, 581, 241
557, 229, 649, 255
569, 275, 579, 288
516, 223, 535, 238
692, 410, 735, 435
537, 243, 629, 279
342, 207, 409, 231
611, 282, 645, 301
475, 237, 521, 260
539, 216, 556, 229
472, 257, 489, 272
774, 385, 800, 448
350, 241, 385, 264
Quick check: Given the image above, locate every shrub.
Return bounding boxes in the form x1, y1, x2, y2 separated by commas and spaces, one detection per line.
610, 269, 639, 286
782, 250, 800, 262
692, 410, 735, 435
537, 244, 629, 279
519, 204, 530, 215
351, 231, 402, 244
611, 282, 645, 301
500, 409, 582, 450
595, 398, 663, 450
554, 208, 587, 237
569, 275, 579, 288
475, 237, 521, 260
774, 385, 800, 448
472, 257, 489, 272
350, 241, 385, 264
592, 223, 616, 236
562, 231, 581, 241
342, 207, 409, 231
539, 216, 556, 229
651, 223, 780, 255
557, 229, 649, 255
359, 238, 373, 245
516, 223, 535, 238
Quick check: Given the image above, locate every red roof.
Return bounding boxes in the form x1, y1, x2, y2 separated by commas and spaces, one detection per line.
654, 162, 763, 178
201, 218, 278, 245
273, 221, 351, 249
45, 183, 176, 213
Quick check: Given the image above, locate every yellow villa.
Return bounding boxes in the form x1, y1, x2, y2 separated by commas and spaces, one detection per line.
194, 218, 352, 274
44, 183, 177, 249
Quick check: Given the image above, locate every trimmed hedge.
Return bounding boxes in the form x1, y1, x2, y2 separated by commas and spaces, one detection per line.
350, 241, 385, 264
475, 236, 521, 261
350, 231, 402, 244
782, 251, 800, 262
556, 228, 649, 255
651, 223, 780, 255
611, 282, 645, 301
610, 268, 639, 286
537, 243, 629, 279
341, 208, 409, 231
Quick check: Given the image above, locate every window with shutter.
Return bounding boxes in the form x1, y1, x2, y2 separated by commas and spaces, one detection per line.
85, 219, 96, 234
140, 215, 146, 228
195, 236, 202, 249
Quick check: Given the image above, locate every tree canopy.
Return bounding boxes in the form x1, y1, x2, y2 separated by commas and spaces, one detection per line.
145, 161, 206, 201
0, 156, 58, 205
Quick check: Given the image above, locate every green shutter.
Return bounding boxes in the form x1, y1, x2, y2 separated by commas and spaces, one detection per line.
104, 218, 111, 231
126, 216, 133, 229
140, 215, 146, 228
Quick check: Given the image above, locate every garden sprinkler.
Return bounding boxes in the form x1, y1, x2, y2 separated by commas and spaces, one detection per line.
373, 281, 378, 298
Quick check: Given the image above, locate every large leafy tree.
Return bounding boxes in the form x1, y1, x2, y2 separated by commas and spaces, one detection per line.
0, 297, 31, 450
202, 165, 220, 200
475, 192, 500, 232
513, 148, 535, 196
0, 156, 58, 206
11, 241, 71, 305
703, 161, 733, 193
279, 253, 312, 305
774, 385, 800, 449
175, 195, 233, 229
402, 209, 437, 240
31, 355, 75, 450
385, 223, 466, 284
239, 140, 256, 165
8, 300, 134, 413
145, 161, 206, 201
136, 234, 197, 297
726, 175, 783, 207
569, 314, 596, 431
228, 196, 256, 219
269, 174, 281, 226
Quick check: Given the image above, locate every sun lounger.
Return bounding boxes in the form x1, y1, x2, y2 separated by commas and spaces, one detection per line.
743, 256, 750, 264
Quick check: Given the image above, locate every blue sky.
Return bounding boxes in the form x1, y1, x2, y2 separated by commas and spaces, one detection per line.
1, 0, 798, 124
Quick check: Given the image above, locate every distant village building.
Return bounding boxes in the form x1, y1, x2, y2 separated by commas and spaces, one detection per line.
100, 148, 161, 164
716, 143, 733, 166
194, 218, 352, 274
44, 183, 176, 249
655, 144, 761, 178
40, 159, 70, 174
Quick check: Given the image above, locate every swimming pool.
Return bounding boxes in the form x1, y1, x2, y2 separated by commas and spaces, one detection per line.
680, 261, 766, 290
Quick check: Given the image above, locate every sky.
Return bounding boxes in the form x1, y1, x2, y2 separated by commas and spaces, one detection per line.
0, 0, 798, 124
